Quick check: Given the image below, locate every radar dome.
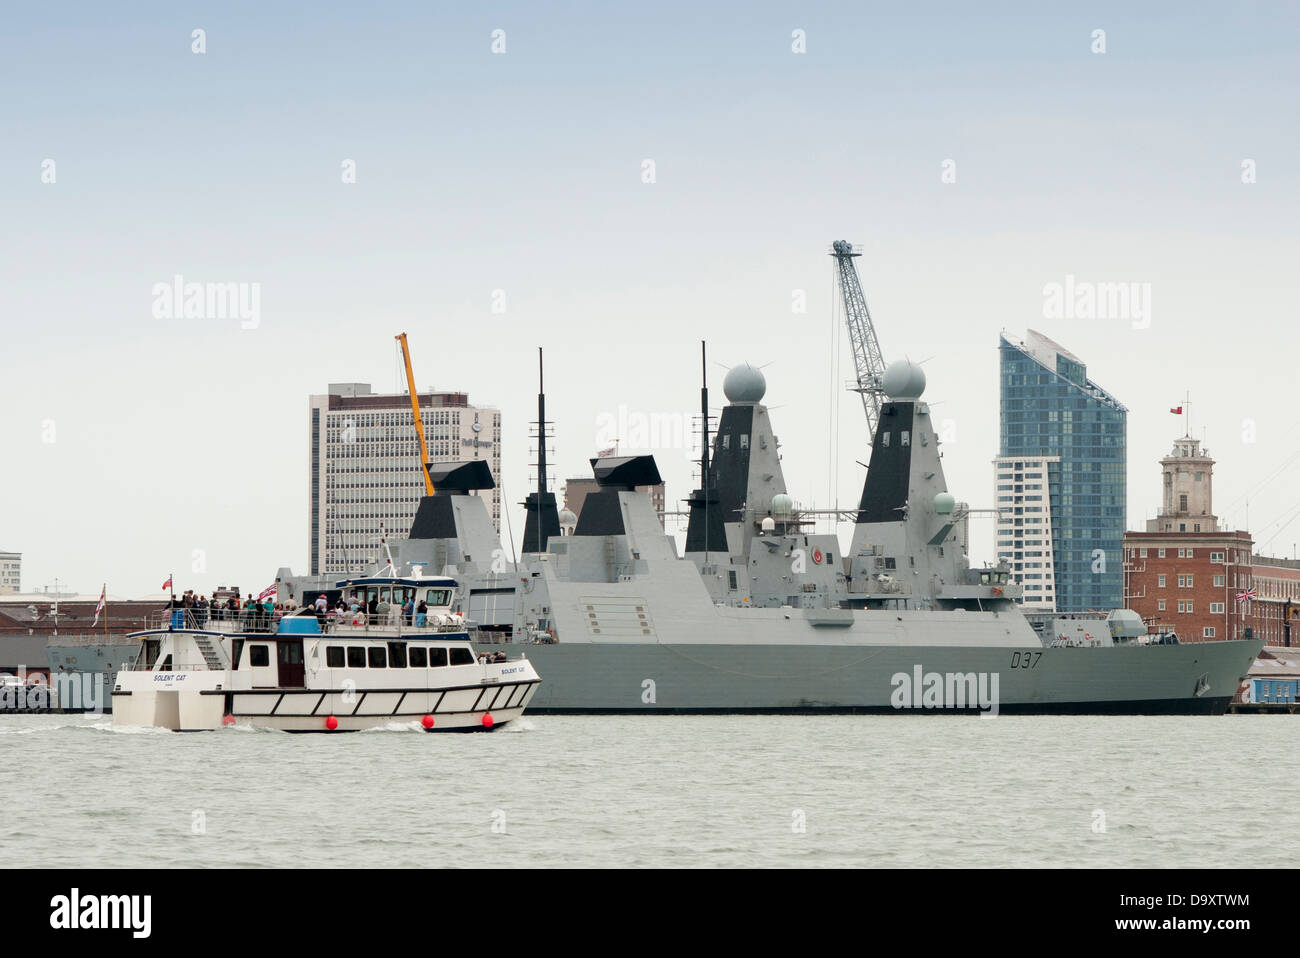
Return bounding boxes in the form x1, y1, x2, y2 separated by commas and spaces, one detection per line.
723, 363, 766, 403
933, 492, 955, 515
881, 359, 926, 400
558, 508, 578, 534
771, 494, 794, 519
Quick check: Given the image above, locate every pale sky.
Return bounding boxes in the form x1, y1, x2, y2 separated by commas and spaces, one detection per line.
3, 2, 1298, 597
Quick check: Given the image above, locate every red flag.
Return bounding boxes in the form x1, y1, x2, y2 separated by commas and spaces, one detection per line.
161, 575, 173, 591
1170, 406, 1182, 414
92, 584, 106, 627
258, 584, 277, 601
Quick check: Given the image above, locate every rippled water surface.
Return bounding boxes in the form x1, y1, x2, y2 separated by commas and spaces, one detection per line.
2, 713, 1292, 867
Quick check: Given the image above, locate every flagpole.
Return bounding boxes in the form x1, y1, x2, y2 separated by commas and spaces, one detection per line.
102, 583, 108, 638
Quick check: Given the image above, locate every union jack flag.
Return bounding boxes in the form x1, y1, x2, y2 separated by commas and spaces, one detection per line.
258, 584, 277, 601
1235, 588, 1257, 603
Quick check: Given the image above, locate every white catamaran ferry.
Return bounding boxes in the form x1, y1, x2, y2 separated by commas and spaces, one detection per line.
112, 575, 541, 732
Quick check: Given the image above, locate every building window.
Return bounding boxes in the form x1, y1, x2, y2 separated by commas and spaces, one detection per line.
1203, 627, 1216, 638
1157, 600, 1166, 611
1179, 494, 1188, 511
1157, 548, 1166, 558
1214, 575, 1225, 588
1210, 602, 1225, 614
1210, 552, 1224, 563
1139, 548, 1148, 558
1158, 575, 1166, 588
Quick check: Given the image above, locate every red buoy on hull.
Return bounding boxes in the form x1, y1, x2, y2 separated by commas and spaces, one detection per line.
481, 712, 494, 729
422, 715, 435, 729
326, 715, 339, 731
221, 714, 236, 727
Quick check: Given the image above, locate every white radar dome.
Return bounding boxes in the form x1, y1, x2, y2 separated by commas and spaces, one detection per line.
933, 492, 955, 515
771, 494, 794, 519
881, 359, 926, 401
723, 363, 767, 403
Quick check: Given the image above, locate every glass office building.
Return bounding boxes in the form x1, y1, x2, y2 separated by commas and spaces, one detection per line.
999, 331, 1127, 612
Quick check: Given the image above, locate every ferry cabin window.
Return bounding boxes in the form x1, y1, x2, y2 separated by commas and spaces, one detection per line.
368, 646, 388, 668
425, 589, 451, 606
409, 646, 428, 668
231, 639, 244, 669
249, 646, 270, 668
449, 646, 474, 666
326, 646, 345, 668
347, 647, 367, 668
429, 647, 448, 668
387, 642, 408, 668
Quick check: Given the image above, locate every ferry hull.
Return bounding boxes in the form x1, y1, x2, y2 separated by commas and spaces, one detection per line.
518, 638, 1260, 715
112, 687, 535, 732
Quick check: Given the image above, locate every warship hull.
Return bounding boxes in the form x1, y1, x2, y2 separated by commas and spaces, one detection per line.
518, 635, 1259, 715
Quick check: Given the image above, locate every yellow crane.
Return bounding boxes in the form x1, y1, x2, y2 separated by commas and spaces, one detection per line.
395, 332, 436, 497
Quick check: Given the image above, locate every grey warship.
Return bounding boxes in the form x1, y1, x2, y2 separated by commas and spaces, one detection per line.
277, 354, 1261, 715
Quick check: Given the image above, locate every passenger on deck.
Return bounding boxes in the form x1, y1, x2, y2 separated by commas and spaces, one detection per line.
402, 596, 415, 625
415, 599, 428, 628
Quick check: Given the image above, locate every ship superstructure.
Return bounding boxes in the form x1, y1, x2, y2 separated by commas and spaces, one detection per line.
276, 354, 1259, 715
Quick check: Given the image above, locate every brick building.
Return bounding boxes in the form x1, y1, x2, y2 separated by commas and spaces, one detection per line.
1124, 530, 1254, 641
1123, 435, 1300, 645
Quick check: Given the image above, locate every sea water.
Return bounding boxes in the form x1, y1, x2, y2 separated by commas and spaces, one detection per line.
1, 713, 1289, 868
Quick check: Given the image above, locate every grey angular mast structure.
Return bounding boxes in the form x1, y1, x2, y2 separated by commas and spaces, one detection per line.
831, 240, 887, 440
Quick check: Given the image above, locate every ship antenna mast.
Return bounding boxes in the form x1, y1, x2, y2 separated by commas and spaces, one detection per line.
536, 347, 547, 553
700, 340, 710, 565
830, 240, 887, 438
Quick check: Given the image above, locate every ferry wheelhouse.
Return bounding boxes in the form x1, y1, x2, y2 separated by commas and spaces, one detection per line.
111, 575, 541, 732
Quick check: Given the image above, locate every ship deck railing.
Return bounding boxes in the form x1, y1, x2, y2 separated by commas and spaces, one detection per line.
141, 609, 472, 638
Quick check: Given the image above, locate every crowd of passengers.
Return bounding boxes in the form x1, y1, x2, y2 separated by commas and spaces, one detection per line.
306, 591, 455, 628
170, 588, 459, 631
